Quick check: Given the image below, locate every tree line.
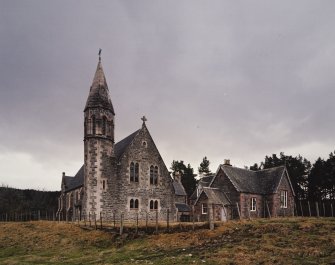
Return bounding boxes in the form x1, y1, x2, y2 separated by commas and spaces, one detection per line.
0, 185, 60, 214
172, 151, 335, 200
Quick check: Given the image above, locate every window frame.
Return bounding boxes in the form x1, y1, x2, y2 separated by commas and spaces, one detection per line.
150, 165, 158, 185
102, 116, 107, 135
130, 162, 139, 182
280, 190, 288, 208
202, 203, 208, 214
130, 198, 139, 210
92, 115, 96, 135
149, 199, 159, 211
250, 197, 257, 211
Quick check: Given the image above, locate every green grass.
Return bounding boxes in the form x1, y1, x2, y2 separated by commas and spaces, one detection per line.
0, 218, 334, 264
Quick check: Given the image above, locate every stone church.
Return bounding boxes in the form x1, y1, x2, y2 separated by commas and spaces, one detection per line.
56, 54, 189, 221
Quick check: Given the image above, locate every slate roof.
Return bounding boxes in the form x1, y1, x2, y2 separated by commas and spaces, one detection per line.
63, 165, 84, 192
197, 187, 231, 205
175, 203, 191, 212
114, 129, 140, 159
173, 180, 187, 196
217, 165, 286, 195
84, 60, 115, 113
199, 174, 215, 187
63, 129, 140, 192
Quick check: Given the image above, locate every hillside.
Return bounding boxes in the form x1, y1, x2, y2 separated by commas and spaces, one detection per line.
0, 187, 60, 215
0, 218, 334, 264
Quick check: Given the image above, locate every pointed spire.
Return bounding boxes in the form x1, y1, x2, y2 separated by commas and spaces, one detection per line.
84, 51, 115, 114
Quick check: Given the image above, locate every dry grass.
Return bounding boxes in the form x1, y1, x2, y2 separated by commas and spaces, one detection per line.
0, 218, 335, 265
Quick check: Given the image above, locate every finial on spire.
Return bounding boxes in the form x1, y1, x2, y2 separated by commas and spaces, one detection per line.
141, 116, 147, 124
98, 48, 102, 62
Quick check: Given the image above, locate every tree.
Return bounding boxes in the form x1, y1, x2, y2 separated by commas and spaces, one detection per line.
308, 157, 326, 200
249, 163, 260, 171
171, 160, 196, 197
198, 156, 211, 175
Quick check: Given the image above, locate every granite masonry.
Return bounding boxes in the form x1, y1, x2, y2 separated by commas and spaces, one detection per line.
56, 56, 189, 221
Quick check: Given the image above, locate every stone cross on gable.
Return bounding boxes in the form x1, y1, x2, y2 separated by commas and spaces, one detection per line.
141, 116, 147, 124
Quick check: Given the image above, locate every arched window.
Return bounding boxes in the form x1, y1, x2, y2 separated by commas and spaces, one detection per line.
102, 180, 106, 190
130, 162, 135, 181
130, 162, 139, 182
135, 163, 139, 182
150, 166, 154, 184
102, 116, 107, 135
111, 120, 114, 139
149, 200, 158, 210
150, 165, 158, 185
130, 198, 139, 209
84, 118, 88, 137
92, 115, 96, 135
154, 166, 158, 185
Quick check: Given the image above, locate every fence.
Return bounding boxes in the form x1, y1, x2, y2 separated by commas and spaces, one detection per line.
294, 199, 334, 217
1, 200, 334, 235
0, 210, 56, 222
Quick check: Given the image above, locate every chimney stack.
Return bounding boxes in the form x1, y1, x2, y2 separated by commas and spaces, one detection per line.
62, 172, 65, 177
174, 171, 181, 182
224, 159, 231, 166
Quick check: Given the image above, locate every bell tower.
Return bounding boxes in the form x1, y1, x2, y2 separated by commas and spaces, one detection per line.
83, 50, 115, 217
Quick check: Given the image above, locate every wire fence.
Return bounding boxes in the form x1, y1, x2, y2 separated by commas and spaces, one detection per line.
1, 199, 334, 235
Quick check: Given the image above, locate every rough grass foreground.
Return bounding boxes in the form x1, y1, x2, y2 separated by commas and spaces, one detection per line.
0, 218, 334, 265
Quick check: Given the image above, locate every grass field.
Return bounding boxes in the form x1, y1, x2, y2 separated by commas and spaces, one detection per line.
0, 218, 334, 265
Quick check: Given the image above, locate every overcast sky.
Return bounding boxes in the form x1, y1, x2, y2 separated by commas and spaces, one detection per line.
1, 1, 334, 191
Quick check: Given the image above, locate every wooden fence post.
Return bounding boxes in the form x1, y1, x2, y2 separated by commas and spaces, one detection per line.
94, 213, 97, 230
84, 214, 86, 227
155, 210, 159, 234
266, 201, 271, 218
331, 203, 334, 217
136, 212, 139, 235
113, 211, 116, 229
166, 209, 170, 233
100, 212, 102, 229
236, 202, 241, 220
294, 201, 297, 217
208, 203, 214, 230
120, 213, 124, 235
308, 201, 311, 217
192, 206, 195, 231
89, 212, 91, 227
322, 202, 325, 217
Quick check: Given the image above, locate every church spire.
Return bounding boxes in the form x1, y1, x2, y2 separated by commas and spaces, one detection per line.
84, 50, 115, 114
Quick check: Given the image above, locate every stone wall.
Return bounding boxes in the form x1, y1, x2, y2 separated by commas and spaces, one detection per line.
110, 124, 176, 221
211, 169, 240, 219
83, 107, 114, 217
239, 193, 264, 218
270, 172, 295, 217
